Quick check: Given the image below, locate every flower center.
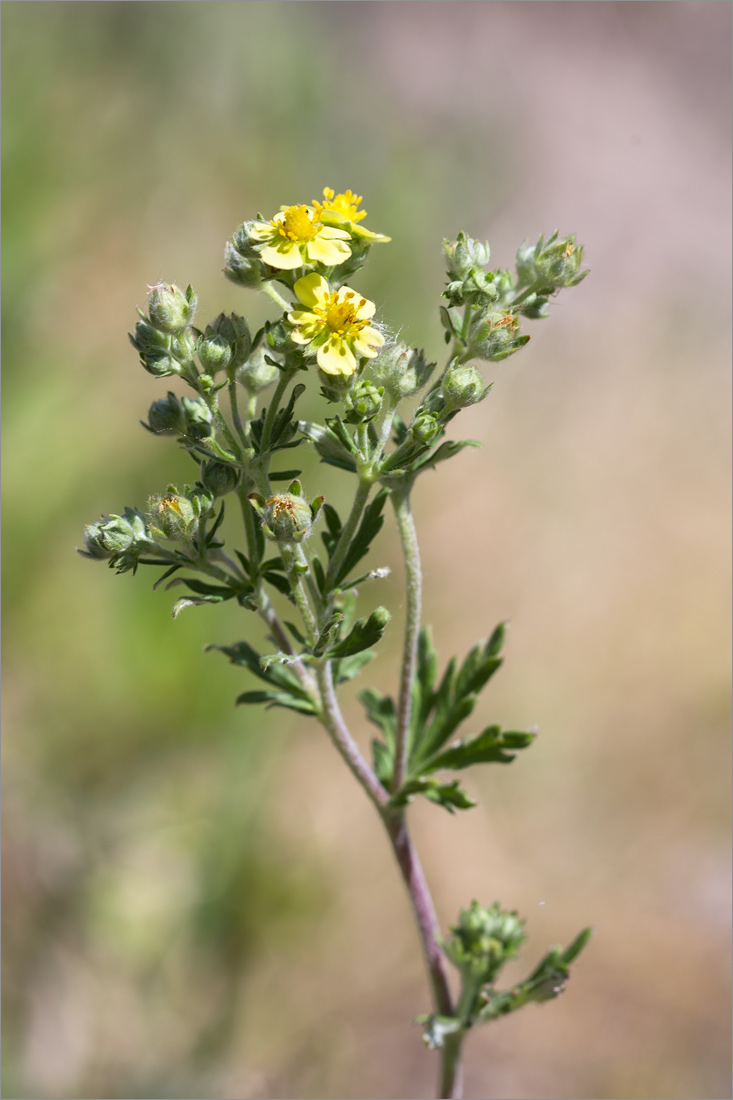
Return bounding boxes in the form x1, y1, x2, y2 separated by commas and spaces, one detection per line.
277, 205, 319, 242
317, 290, 367, 335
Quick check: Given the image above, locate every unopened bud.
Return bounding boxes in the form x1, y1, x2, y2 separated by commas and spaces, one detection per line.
467, 310, 529, 363
516, 233, 586, 291
441, 365, 486, 410
200, 459, 241, 497
80, 508, 149, 560
344, 379, 384, 423
147, 283, 197, 335
237, 346, 280, 393
444, 232, 491, 281
146, 393, 186, 435
372, 343, 435, 400
148, 490, 198, 541
129, 319, 180, 378
411, 410, 441, 446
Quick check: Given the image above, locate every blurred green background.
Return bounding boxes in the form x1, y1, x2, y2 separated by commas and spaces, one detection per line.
2, 3, 730, 1098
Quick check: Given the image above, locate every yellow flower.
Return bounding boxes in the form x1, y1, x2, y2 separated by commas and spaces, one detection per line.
288, 273, 385, 377
248, 204, 352, 270
314, 187, 391, 244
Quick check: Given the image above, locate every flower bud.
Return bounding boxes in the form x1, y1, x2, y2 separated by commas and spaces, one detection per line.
441, 365, 486, 410
237, 346, 280, 393
516, 232, 586, 291
372, 343, 435, 401
211, 312, 252, 370
443, 901, 527, 985
200, 459, 241, 497
146, 392, 186, 435
179, 396, 213, 437
129, 319, 180, 378
466, 310, 529, 363
197, 331, 232, 374
80, 508, 149, 563
410, 410, 441, 446
344, 379, 384, 424
444, 232, 491, 281
261, 492, 314, 544
224, 240, 264, 289
318, 368, 356, 405
147, 283, 198, 335
148, 490, 198, 542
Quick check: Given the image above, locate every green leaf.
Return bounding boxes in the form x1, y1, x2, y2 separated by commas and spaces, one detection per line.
299, 419, 357, 472
171, 594, 227, 618
392, 776, 476, 813
333, 649, 376, 685
332, 488, 390, 588
411, 438, 481, 474
409, 627, 507, 769
358, 687, 396, 746
207, 639, 312, 702
327, 606, 390, 658
371, 737, 394, 786
235, 689, 317, 716
428, 725, 537, 771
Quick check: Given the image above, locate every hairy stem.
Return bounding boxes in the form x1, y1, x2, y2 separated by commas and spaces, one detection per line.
262, 281, 292, 311
313, 660, 390, 810
391, 485, 421, 790
323, 476, 373, 593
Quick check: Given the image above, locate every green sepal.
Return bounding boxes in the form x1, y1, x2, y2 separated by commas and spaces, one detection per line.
326, 606, 390, 658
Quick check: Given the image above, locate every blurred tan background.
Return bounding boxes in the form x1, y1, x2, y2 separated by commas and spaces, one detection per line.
2, 3, 730, 1098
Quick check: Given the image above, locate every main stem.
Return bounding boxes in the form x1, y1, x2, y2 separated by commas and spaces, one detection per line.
388, 481, 465, 1099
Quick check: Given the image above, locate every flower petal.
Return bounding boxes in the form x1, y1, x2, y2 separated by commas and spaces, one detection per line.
317, 226, 351, 241
248, 221, 275, 242
260, 241, 305, 270
351, 225, 391, 243
294, 272, 329, 308
353, 326, 385, 358
317, 337, 357, 376
307, 236, 352, 265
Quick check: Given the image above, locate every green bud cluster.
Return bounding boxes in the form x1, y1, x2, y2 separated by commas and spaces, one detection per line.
130, 284, 199, 378
80, 507, 150, 573
443, 900, 527, 986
